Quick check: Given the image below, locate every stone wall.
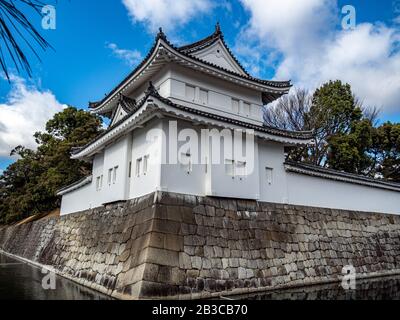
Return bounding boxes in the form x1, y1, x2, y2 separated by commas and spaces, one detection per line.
1, 191, 400, 299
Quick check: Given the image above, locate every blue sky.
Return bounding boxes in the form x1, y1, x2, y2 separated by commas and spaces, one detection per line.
0, 0, 399, 171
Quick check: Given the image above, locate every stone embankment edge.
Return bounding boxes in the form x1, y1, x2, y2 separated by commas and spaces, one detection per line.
3, 248, 400, 300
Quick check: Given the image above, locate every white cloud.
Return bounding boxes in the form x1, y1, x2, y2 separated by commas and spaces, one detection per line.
122, 0, 213, 32
0, 77, 66, 158
237, 0, 400, 114
106, 42, 143, 67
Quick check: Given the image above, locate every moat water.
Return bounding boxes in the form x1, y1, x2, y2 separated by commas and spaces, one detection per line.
0, 254, 112, 300
1, 253, 400, 300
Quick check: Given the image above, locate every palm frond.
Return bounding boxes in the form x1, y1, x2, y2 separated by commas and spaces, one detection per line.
0, 0, 53, 81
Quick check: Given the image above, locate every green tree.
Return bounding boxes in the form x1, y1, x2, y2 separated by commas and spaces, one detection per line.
370, 122, 400, 181
327, 119, 374, 174
0, 107, 103, 224
309, 80, 363, 166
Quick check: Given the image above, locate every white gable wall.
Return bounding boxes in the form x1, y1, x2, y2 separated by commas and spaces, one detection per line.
191, 40, 246, 75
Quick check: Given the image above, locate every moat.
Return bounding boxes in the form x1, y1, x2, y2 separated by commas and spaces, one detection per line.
1, 253, 400, 300
0, 254, 112, 300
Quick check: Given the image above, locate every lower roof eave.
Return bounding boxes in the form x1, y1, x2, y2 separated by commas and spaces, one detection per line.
71, 95, 314, 159
285, 161, 400, 192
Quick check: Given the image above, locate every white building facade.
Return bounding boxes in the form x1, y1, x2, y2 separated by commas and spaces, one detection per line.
58, 26, 400, 216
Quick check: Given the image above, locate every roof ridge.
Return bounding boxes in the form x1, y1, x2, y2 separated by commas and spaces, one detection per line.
178, 24, 250, 77
285, 161, 400, 188
89, 28, 291, 112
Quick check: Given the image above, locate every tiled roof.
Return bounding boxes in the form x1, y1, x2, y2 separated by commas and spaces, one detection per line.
57, 176, 93, 196
75, 83, 313, 158
285, 161, 400, 191
178, 23, 249, 77
89, 26, 291, 111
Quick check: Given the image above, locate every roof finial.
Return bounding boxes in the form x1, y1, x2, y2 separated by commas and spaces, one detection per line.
157, 27, 167, 41
215, 22, 221, 34
145, 81, 158, 96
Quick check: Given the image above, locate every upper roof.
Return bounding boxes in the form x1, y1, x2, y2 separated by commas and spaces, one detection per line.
73, 83, 313, 160
178, 23, 249, 76
89, 25, 292, 116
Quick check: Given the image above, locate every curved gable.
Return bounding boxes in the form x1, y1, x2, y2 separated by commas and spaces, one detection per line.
189, 40, 247, 76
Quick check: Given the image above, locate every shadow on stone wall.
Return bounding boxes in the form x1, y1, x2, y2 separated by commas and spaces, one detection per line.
1, 192, 400, 300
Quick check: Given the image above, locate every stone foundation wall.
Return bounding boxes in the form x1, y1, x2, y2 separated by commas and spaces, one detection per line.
1, 191, 400, 299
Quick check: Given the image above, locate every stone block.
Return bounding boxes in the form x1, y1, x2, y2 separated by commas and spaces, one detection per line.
179, 252, 192, 269
191, 256, 202, 270
145, 247, 179, 267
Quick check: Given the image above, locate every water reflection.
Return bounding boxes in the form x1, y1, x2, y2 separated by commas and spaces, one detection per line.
0, 254, 112, 300
234, 276, 400, 300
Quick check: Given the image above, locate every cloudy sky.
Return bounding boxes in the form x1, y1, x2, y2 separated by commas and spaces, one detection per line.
0, 0, 399, 171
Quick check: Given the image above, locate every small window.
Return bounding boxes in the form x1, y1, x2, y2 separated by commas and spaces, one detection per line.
96, 176, 102, 191
200, 89, 208, 105
236, 161, 247, 176
143, 155, 149, 175
180, 153, 192, 174
113, 166, 118, 184
232, 99, 239, 114
241, 102, 250, 116
225, 159, 235, 177
136, 158, 142, 177
128, 161, 132, 178
108, 168, 113, 185
266, 167, 273, 185
185, 85, 195, 102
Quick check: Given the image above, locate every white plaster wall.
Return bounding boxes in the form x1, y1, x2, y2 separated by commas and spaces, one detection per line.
258, 141, 288, 204
286, 172, 400, 215
60, 183, 93, 216
129, 119, 163, 198
160, 119, 207, 196
100, 135, 131, 204
207, 131, 259, 200
159, 118, 259, 200
156, 64, 264, 125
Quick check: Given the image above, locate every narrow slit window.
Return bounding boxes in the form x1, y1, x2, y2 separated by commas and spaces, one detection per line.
96, 176, 101, 191
136, 158, 142, 177
113, 166, 118, 184
128, 161, 132, 178
108, 168, 113, 185
236, 161, 247, 176
242, 102, 250, 116
185, 84, 195, 102
266, 167, 273, 185
200, 89, 208, 105
232, 99, 239, 114
225, 159, 235, 177
143, 155, 149, 175
180, 153, 192, 174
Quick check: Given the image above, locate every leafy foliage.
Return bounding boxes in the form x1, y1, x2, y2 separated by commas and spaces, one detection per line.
0, 107, 103, 224
265, 80, 399, 182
